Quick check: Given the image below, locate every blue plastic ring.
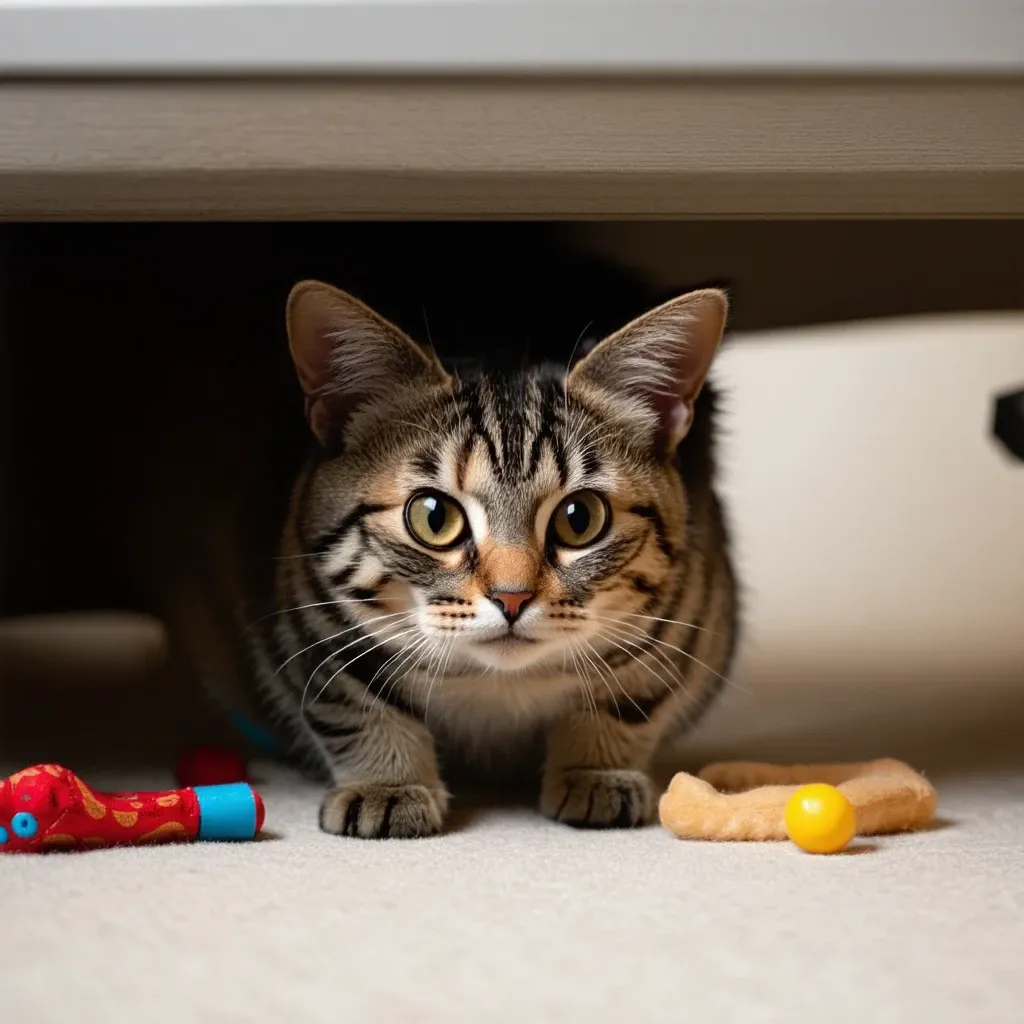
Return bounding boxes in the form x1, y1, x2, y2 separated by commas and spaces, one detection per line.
194, 783, 258, 841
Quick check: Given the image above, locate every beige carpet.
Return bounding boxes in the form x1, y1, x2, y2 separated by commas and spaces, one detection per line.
3, 663, 1023, 1024
2, 313, 1023, 1022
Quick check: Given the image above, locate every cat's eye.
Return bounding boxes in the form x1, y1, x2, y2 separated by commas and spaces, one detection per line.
549, 490, 610, 549
404, 491, 468, 550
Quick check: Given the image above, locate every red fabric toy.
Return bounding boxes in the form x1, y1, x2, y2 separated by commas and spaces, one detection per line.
0, 764, 265, 853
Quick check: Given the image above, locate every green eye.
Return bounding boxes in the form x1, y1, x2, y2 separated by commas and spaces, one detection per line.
405, 491, 468, 549
550, 490, 610, 548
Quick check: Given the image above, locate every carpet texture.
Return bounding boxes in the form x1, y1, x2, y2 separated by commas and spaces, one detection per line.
2, 314, 1022, 1022
3, 681, 1023, 1024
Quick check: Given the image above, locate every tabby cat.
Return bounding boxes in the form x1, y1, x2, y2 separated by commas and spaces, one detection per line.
159, 273, 739, 839
28, 224, 733, 837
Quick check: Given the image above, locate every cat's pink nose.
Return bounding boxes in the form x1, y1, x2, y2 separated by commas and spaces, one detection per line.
489, 591, 534, 625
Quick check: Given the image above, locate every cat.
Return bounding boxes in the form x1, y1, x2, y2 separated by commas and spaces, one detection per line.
5, 223, 739, 834
169, 299, 737, 836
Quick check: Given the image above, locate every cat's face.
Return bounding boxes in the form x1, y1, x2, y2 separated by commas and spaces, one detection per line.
287, 282, 726, 677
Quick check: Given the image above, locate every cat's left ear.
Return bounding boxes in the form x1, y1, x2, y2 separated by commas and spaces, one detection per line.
567, 289, 727, 452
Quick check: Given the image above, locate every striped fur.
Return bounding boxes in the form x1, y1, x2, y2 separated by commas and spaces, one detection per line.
170, 282, 739, 838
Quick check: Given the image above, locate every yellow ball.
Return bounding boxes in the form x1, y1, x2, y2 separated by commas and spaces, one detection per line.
784, 783, 856, 854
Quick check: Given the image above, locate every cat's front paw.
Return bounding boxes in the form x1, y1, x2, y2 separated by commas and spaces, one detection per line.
319, 783, 447, 839
541, 768, 655, 829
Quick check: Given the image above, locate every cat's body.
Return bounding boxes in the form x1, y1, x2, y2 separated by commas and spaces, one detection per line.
149, 236, 739, 838
7, 223, 739, 835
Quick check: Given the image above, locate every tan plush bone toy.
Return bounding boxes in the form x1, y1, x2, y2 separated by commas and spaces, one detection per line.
659, 758, 937, 842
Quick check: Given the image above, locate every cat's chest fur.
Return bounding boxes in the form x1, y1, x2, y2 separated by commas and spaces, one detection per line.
419, 667, 581, 736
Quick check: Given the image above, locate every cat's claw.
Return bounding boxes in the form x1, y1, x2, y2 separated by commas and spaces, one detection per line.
319, 783, 447, 839
541, 768, 655, 829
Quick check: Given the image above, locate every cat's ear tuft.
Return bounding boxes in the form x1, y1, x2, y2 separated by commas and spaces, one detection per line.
286, 280, 449, 449
567, 289, 727, 452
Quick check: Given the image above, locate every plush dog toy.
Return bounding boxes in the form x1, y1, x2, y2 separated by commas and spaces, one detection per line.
659, 758, 937, 848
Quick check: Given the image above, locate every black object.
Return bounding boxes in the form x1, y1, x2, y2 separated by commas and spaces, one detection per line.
993, 387, 1024, 462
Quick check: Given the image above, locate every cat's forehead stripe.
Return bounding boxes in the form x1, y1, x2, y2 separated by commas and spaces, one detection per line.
452, 373, 572, 485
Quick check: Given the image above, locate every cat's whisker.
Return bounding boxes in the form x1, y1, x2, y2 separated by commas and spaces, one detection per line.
562, 319, 593, 419
591, 629, 679, 697
413, 639, 444, 715
582, 638, 650, 722
246, 597, 388, 632
298, 616, 416, 709
598, 619, 750, 696
569, 642, 599, 721
424, 636, 457, 721
574, 639, 623, 720
399, 630, 444, 720
642, 641, 693, 689
310, 625, 423, 709
382, 637, 434, 715
420, 642, 443, 721
594, 624, 689, 688
407, 641, 434, 685
597, 611, 722, 636
439, 633, 459, 680
274, 611, 414, 676
566, 642, 583, 708
567, 639, 597, 713
367, 635, 431, 716
366, 629, 428, 689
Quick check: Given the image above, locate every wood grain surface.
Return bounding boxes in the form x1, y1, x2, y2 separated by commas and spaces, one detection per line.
2, 77, 1022, 218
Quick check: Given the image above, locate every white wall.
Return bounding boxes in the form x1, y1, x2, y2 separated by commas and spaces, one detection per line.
714, 312, 1024, 677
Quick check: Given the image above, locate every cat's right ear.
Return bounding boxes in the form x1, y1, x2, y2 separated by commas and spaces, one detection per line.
286, 280, 449, 450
